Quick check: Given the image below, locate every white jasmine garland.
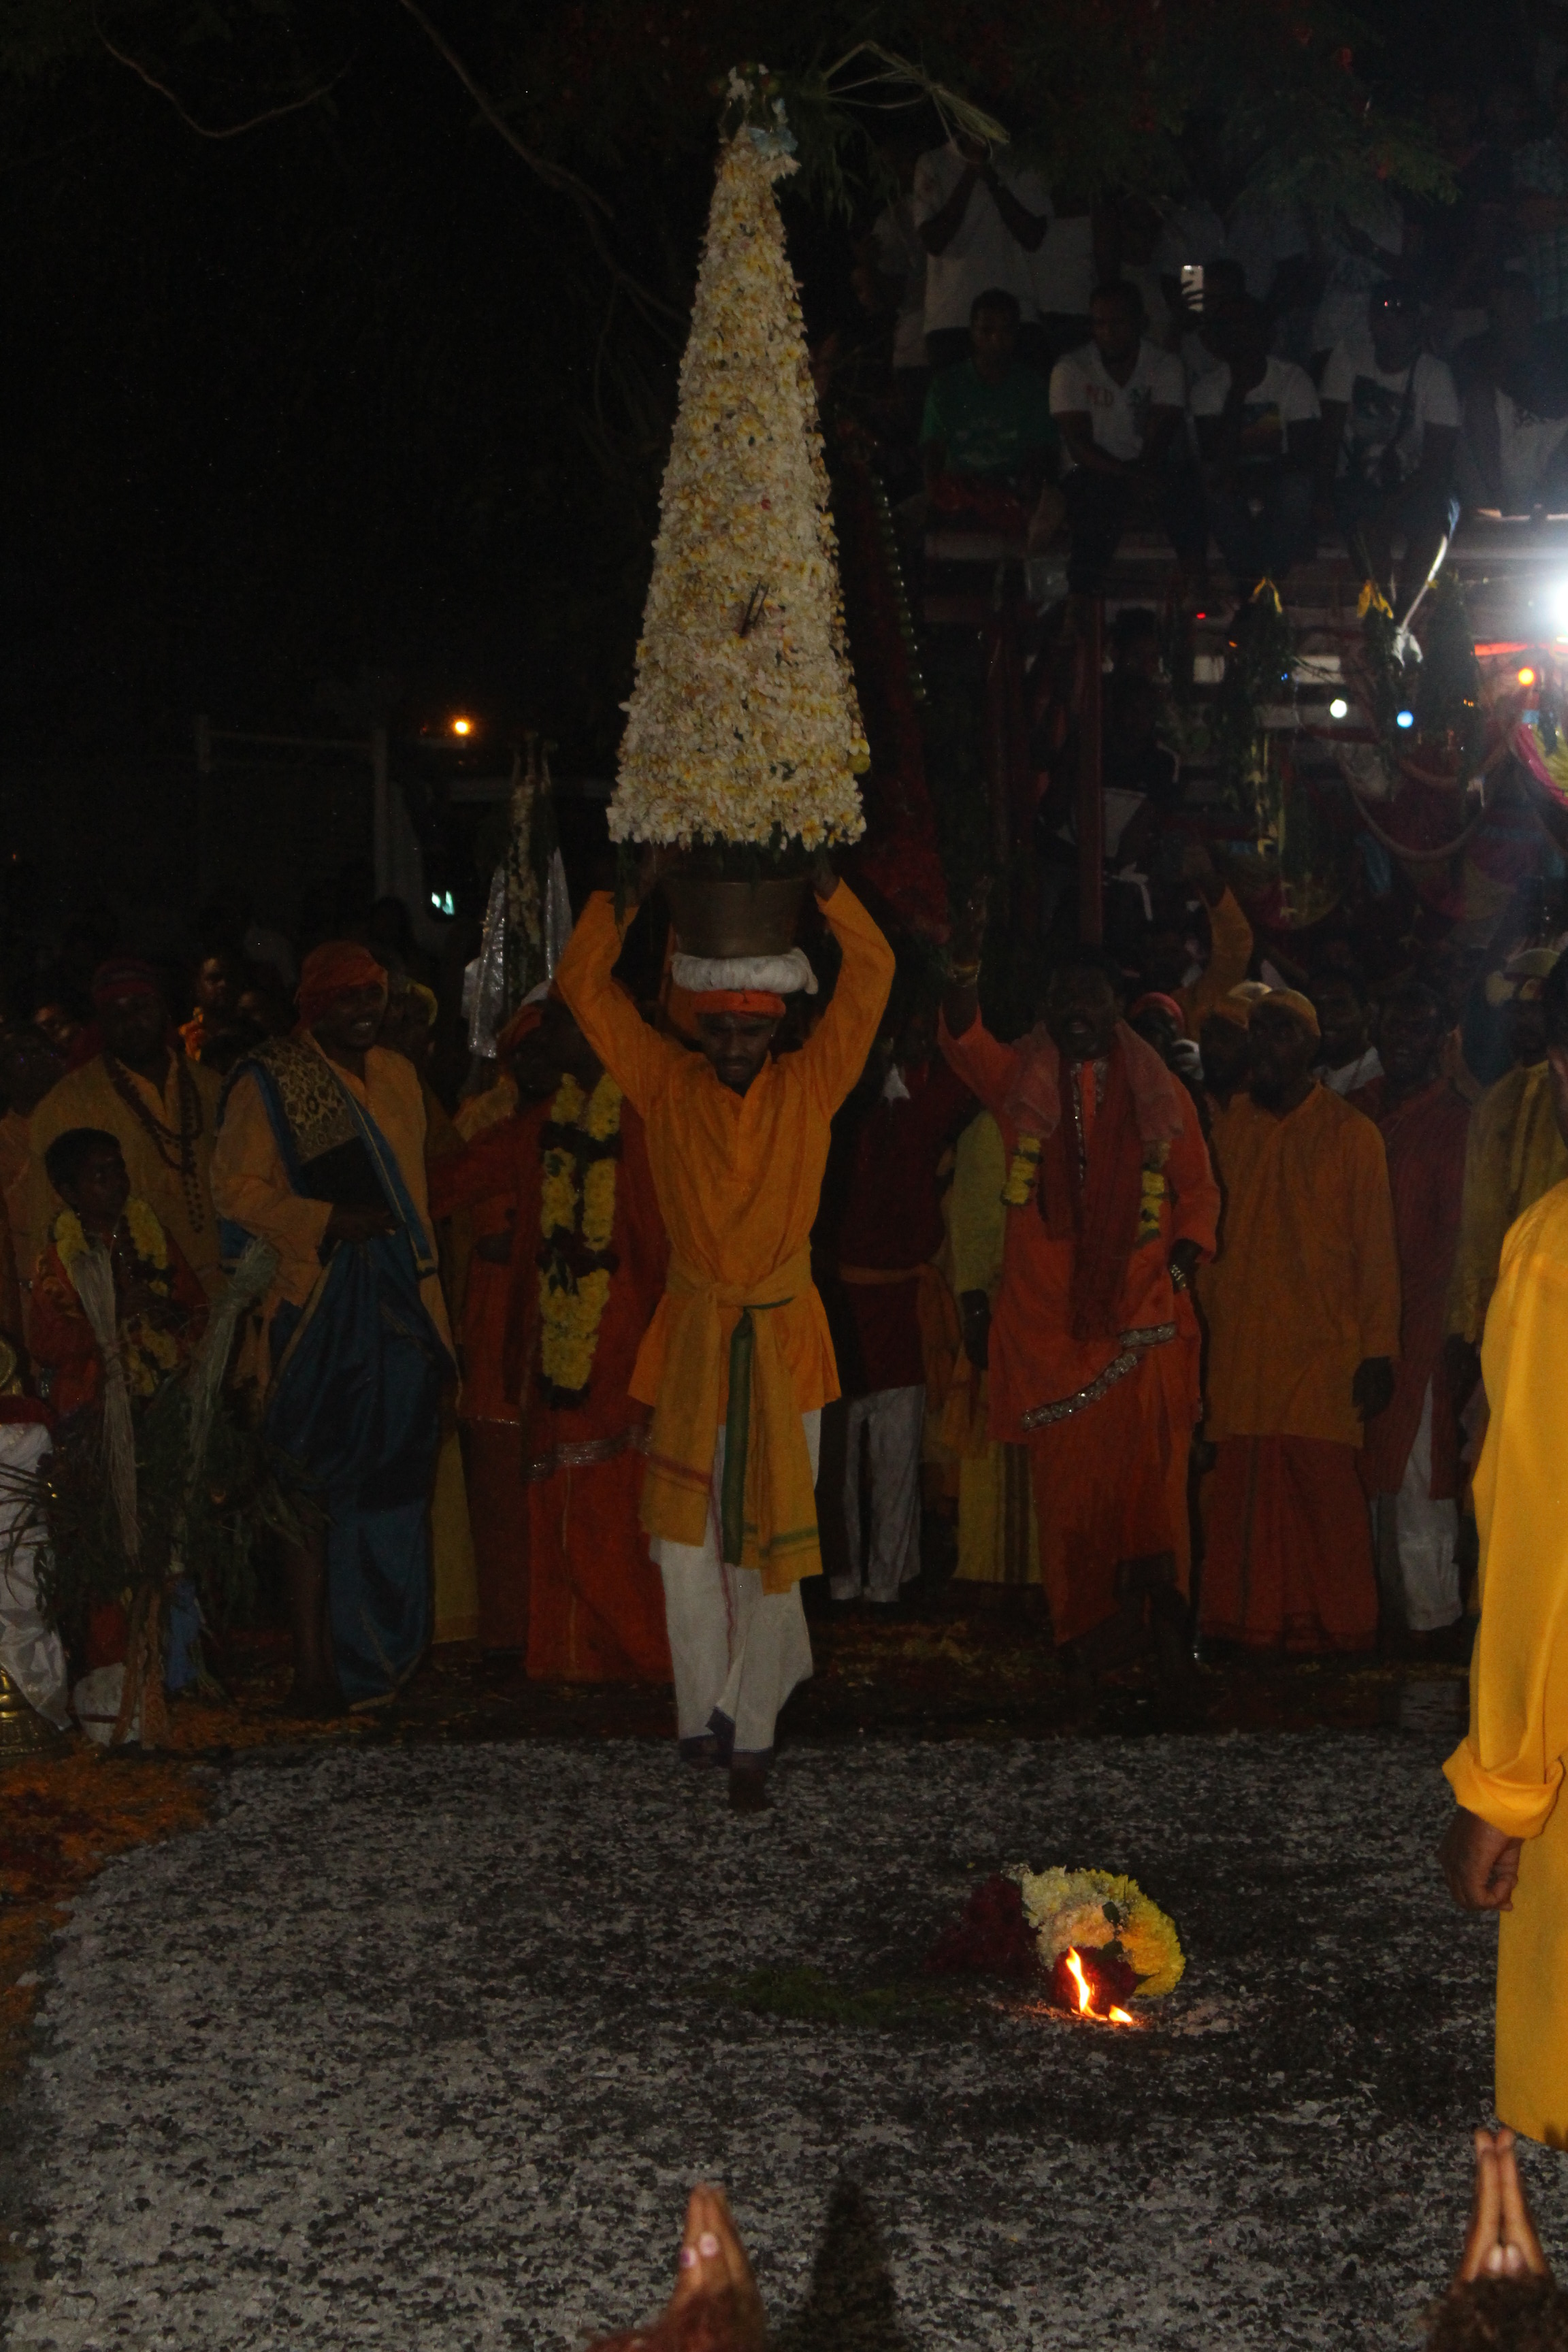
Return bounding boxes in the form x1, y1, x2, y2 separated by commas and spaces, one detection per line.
608, 119, 869, 853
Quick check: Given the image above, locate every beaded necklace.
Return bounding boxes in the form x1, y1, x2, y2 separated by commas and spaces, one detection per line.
101, 1051, 208, 1234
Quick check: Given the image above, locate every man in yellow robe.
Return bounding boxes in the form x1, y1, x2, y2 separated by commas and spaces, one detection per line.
556, 856, 894, 1810
28, 960, 225, 1300
1200, 989, 1401, 1652
212, 943, 454, 1712
1440, 953, 1568, 2145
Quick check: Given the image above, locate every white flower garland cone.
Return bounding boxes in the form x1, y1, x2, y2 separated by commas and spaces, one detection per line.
608, 101, 868, 855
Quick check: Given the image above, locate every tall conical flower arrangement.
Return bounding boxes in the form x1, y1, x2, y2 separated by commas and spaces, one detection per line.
608, 88, 868, 855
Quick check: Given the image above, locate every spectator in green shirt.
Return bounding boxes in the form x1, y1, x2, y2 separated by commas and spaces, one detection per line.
921, 289, 1060, 525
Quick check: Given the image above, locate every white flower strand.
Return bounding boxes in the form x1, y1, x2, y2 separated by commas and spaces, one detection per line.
608, 123, 868, 851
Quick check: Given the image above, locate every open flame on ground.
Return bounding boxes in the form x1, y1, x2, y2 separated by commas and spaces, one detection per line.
1060, 1946, 1137, 2026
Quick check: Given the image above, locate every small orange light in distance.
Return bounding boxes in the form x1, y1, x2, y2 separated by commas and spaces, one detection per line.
451, 715, 474, 737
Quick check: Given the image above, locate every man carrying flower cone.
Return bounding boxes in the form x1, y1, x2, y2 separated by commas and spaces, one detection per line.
556, 854, 894, 1809
568, 78, 896, 1803
938, 884, 1220, 1688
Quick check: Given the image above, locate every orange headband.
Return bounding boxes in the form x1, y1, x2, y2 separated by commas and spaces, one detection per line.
693, 990, 785, 1018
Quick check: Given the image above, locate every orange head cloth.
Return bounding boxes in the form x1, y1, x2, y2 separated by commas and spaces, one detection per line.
1265, 986, 1322, 1037
295, 941, 388, 1032
692, 990, 786, 1018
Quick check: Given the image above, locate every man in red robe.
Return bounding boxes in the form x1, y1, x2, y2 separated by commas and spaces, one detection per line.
428, 995, 670, 1682
939, 890, 1220, 1684
1351, 982, 1471, 1643
821, 1000, 971, 1605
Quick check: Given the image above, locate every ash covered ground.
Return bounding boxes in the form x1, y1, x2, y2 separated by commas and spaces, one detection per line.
3, 1733, 1554, 2352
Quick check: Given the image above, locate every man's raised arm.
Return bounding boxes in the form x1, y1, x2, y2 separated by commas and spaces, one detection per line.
554, 889, 673, 1116
802, 858, 896, 1114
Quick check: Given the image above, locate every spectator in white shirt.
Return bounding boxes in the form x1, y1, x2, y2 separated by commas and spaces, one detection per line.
1316, 284, 1462, 620
1191, 295, 1322, 589
913, 135, 1048, 374
1049, 280, 1205, 592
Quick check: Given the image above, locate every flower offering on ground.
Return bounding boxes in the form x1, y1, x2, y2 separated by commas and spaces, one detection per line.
927, 1863, 1185, 2008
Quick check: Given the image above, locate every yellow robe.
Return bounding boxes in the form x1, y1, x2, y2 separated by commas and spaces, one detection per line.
946, 1111, 1041, 1584
1202, 1085, 1402, 1446
1445, 1179, 1568, 2144
29, 1054, 225, 1298
1446, 1060, 1568, 1345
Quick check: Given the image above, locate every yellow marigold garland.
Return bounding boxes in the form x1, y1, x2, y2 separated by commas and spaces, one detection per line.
52, 1198, 183, 1399
1001, 1134, 1042, 1208
1137, 1143, 1171, 1247
125, 1197, 168, 1268
538, 1073, 624, 1405
1011, 1864, 1186, 2000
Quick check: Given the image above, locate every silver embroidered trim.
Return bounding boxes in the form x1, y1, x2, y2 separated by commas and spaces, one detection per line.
1018, 1322, 1178, 1431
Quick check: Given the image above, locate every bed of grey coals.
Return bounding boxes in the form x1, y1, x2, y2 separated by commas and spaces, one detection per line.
1, 1731, 1550, 2352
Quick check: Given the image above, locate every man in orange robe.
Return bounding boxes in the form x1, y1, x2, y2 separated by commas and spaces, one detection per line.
556, 858, 894, 1810
938, 893, 1220, 1682
429, 994, 671, 1682
1200, 988, 1401, 1652
1350, 983, 1471, 1642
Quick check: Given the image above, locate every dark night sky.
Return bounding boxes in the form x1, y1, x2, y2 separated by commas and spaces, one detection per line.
0, 0, 1537, 773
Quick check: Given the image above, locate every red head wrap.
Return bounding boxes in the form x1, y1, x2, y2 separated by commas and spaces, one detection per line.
1128, 991, 1186, 1032
692, 990, 786, 1018
91, 957, 160, 1007
295, 941, 388, 1032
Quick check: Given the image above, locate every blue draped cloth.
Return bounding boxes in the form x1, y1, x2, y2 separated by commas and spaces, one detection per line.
227, 1049, 453, 1703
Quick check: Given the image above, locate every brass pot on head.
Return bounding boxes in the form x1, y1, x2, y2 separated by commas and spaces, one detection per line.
660, 872, 809, 960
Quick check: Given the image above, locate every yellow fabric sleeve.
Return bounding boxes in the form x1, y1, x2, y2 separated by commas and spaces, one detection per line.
208, 1069, 332, 1307
555, 894, 682, 1117
1444, 1189, 1568, 1840
801, 884, 897, 1117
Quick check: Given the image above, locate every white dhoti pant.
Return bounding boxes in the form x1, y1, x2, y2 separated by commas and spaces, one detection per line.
653, 1409, 819, 1763
834, 1384, 924, 1604
1379, 1379, 1460, 1632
